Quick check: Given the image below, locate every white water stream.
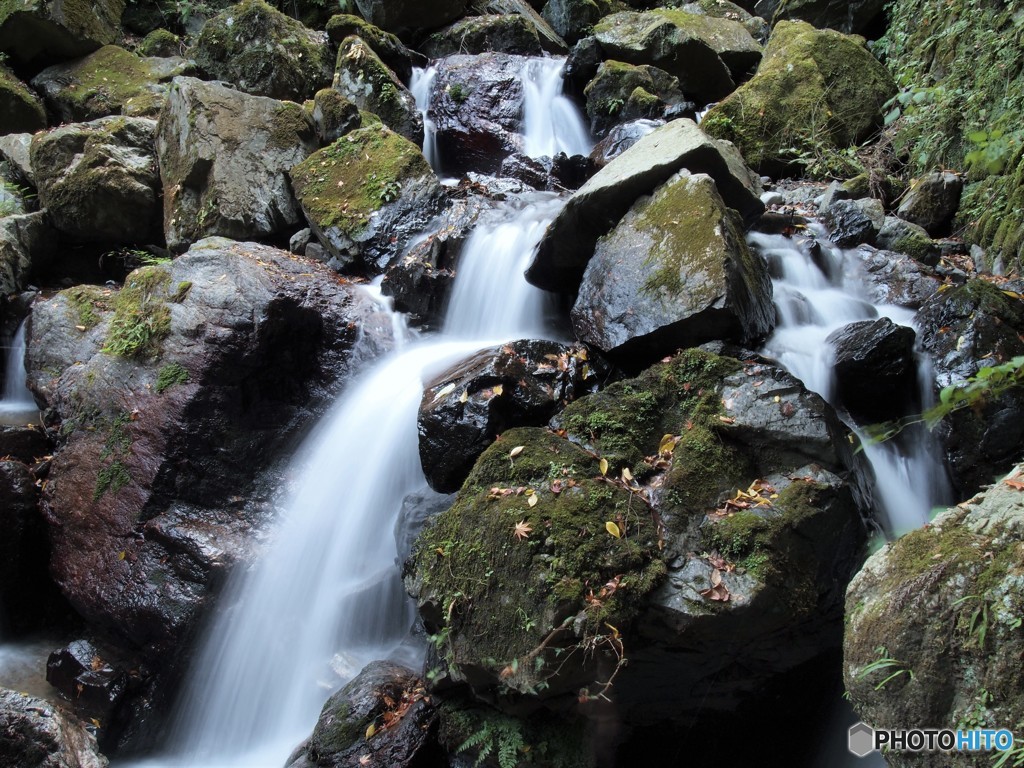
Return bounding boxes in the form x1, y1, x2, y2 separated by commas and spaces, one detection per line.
123, 57, 590, 768
0, 319, 39, 426
752, 226, 950, 534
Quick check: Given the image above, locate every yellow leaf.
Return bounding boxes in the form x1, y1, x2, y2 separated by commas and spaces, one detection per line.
599, 458, 609, 476
658, 434, 676, 454
493, 384, 504, 396
458, 389, 468, 403
365, 723, 376, 739
510, 445, 524, 459
621, 467, 633, 482
605, 521, 621, 538
117, 551, 126, 561
432, 382, 456, 402
528, 494, 538, 507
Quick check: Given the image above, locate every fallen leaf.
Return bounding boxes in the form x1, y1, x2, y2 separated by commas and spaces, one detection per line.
599, 458, 609, 476
1004, 475, 1024, 490
365, 723, 376, 739
513, 520, 533, 540
621, 467, 633, 482
432, 382, 456, 402
605, 521, 622, 538
658, 434, 677, 455
458, 389, 468, 404
718, 416, 735, 424
492, 384, 504, 396
528, 494, 538, 507
510, 445, 524, 459
359, 756, 371, 766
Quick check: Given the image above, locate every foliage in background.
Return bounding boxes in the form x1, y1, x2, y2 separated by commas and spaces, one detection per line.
876, 0, 1024, 269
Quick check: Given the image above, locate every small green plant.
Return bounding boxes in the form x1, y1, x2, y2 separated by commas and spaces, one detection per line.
953, 594, 992, 649
155, 362, 189, 394
857, 646, 914, 690
965, 128, 1022, 175
378, 180, 402, 203
94, 460, 131, 500
0, 179, 35, 217
458, 714, 527, 768
103, 267, 172, 359
993, 738, 1024, 768
448, 82, 471, 104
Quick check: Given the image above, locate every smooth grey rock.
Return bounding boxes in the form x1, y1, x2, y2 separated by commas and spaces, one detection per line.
896, 171, 964, 236
0, 134, 34, 185
772, 0, 885, 35
0, 212, 55, 295
856, 247, 941, 309
470, 0, 568, 53
156, 78, 318, 252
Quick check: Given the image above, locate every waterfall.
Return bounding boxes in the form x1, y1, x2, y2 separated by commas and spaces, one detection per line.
752, 226, 950, 534
521, 58, 592, 160
0, 319, 38, 425
130, 76, 572, 767
410, 66, 439, 171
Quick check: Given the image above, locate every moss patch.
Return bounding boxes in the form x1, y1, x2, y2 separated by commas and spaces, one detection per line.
56, 45, 162, 119
61, 285, 111, 329
155, 362, 188, 393
103, 265, 172, 359
289, 125, 430, 238
0, 62, 46, 133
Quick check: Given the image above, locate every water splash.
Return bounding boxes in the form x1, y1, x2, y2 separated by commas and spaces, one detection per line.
752, 227, 950, 534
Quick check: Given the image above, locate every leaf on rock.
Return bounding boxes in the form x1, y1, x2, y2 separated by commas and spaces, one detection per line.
513, 520, 533, 540
599, 458, 609, 476
509, 445, 524, 459
528, 494, 538, 508
432, 382, 456, 402
605, 521, 622, 538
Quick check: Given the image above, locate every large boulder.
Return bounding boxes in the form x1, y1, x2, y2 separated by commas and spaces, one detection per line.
592, 9, 762, 103
427, 53, 527, 176
156, 77, 319, 252
31, 45, 194, 123
0, 65, 46, 136
422, 15, 546, 57
825, 317, 917, 424
582, 60, 692, 138
855, 248, 941, 309
30, 117, 162, 246
325, 14, 427, 83
542, 0, 601, 45
24, 240, 396, 665
408, 349, 863, 729
284, 661, 437, 768
333, 36, 422, 145
189, 0, 332, 102
915, 279, 1024, 497
526, 118, 764, 293
0, 212, 56, 295
0, 0, 124, 66
771, 0, 885, 35
571, 172, 774, 367
702, 20, 895, 176
0, 688, 108, 768
353, 0, 467, 35
418, 339, 599, 493
895, 171, 964, 236
471, 0, 569, 54
844, 463, 1024, 766
290, 125, 445, 275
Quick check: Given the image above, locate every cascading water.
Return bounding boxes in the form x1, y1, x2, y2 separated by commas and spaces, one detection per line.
752, 226, 950, 534
131, 57, 588, 768
410, 66, 439, 171
521, 58, 593, 159
0, 319, 39, 425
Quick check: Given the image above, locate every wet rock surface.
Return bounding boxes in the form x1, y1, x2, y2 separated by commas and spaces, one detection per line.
0, 687, 109, 768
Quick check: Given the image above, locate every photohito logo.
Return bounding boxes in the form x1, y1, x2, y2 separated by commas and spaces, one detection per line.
848, 722, 1016, 757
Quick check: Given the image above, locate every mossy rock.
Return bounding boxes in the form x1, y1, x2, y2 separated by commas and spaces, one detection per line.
138, 29, 181, 57
702, 20, 895, 177
0, 64, 46, 136
421, 14, 544, 57
352, 0, 467, 35
333, 35, 422, 145
582, 59, 688, 137
189, 0, 332, 102
289, 124, 443, 274
0, 0, 124, 66
30, 45, 192, 123
410, 425, 666, 698
325, 13, 426, 82
845, 466, 1024, 747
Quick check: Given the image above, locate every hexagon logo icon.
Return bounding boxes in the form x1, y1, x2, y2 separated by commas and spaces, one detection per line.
848, 721, 875, 757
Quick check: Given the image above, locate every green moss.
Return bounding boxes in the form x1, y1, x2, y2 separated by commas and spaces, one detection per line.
61, 285, 111, 329
59, 45, 160, 119
289, 125, 430, 237
155, 362, 188, 393
267, 101, 313, 151
0, 62, 46, 132
448, 82, 470, 104
702, 21, 894, 176
94, 460, 130, 500
137, 28, 180, 57
103, 266, 172, 359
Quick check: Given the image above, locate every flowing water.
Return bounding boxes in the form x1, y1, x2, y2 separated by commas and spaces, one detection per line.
409, 66, 439, 171
0, 319, 39, 426
521, 57, 593, 159
125, 56, 590, 768
752, 225, 950, 534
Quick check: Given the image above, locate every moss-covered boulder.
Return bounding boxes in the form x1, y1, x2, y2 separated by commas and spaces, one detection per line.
915, 280, 1024, 497
582, 60, 691, 138
325, 14, 427, 82
409, 348, 864, 728
0, 0, 124, 66
30, 45, 194, 123
290, 125, 444, 275
527, 118, 763, 293
353, 0, 467, 35
571, 172, 773, 368
156, 77, 319, 252
422, 14, 546, 57
309, 87, 361, 146
771, 0, 884, 35
593, 9, 762, 103
30, 116, 162, 246
701, 20, 895, 176
137, 28, 181, 58
845, 463, 1024, 765
24, 239, 393, 673
0, 65, 46, 136
875, 215, 938, 265
333, 36, 422, 145
189, 0, 332, 102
